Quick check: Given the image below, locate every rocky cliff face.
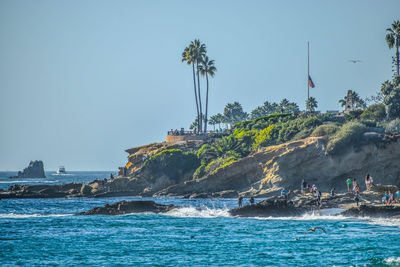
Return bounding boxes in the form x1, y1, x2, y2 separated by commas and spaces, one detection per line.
11, 160, 46, 178
157, 136, 400, 197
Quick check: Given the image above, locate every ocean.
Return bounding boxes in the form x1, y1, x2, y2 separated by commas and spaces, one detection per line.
1, 171, 400, 266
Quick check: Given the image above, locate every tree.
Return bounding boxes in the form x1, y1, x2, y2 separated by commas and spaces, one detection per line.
365, 92, 384, 105
191, 39, 207, 131
306, 97, 318, 112
386, 20, 400, 76
278, 99, 300, 113
381, 75, 400, 119
250, 101, 281, 119
338, 90, 366, 109
208, 115, 217, 131
199, 56, 217, 132
223, 102, 248, 126
182, 46, 200, 132
189, 114, 205, 133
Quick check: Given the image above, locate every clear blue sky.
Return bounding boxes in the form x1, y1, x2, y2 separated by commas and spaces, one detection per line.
0, 0, 399, 171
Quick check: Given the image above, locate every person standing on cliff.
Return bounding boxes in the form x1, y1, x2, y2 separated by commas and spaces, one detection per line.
346, 178, 352, 192
250, 196, 255, 205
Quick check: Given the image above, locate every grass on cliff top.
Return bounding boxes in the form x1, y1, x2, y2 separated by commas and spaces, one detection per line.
311, 123, 341, 137
326, 121, 367, 155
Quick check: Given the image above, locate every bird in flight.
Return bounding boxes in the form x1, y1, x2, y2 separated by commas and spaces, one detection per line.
308, 227, 327, 233
348, 60, 362, 63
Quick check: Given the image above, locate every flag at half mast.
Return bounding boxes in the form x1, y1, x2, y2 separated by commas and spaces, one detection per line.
308, 75, 315, 88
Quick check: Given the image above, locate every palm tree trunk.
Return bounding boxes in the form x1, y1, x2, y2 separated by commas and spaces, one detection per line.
192, 63, 200, 133
396, 41, 399, 75
196, 61, 203, 132
204, 71, 209, 132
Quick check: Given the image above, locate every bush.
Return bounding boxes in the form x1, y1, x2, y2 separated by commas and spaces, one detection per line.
384, 118, 400, 133
345, 110, 363, 121
360, 104, 386, 121
326, 122, 367, 155
144, 149, 200, 180
311, 124, 340, 137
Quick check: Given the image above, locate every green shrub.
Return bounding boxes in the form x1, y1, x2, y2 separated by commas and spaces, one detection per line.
384, 118, 400, 133
345, 110, 363, 121
311, 124, 340, 137
326, 122, 367, 155
360, 104, 386, 121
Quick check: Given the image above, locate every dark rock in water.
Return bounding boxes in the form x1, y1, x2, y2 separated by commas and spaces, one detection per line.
340, 204, 400, 218
10, 160, 46, 178
77, 200, 177, 215
1, 183, 82, 199
229, 197, 304, 217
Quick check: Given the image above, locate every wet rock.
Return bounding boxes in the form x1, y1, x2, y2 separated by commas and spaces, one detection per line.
340, 204, 400, 218
229, 197, 304, 217
77, 200, 177, 215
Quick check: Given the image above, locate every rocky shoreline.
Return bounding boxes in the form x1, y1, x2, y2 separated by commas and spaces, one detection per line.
71, 188, 400, 219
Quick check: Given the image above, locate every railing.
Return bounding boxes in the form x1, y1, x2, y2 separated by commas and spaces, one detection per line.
167, 130, 226, 136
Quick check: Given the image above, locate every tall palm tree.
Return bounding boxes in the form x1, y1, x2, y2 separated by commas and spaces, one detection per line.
190, 39, 207, 132
386, 20, 400, 75
199, 56, 217, 132
182, 46, 200, 132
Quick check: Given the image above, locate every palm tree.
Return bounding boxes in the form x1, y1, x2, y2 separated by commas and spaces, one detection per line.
199, 56, 217, 132
182, 46, 200, 132
208, 115, 217, 131
190, 39, 207, 132
306, 97, 318, 112
339, 90, 366, 109
386, 20, 400, 75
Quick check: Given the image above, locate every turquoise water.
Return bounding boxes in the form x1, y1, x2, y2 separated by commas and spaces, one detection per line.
1, 172, 400, 266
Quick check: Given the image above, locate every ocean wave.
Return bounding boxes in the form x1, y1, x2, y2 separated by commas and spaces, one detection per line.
384, 257, 400, 264
0, 213, 72, 219
0, 180, 59, 184
166, 206, 231, 218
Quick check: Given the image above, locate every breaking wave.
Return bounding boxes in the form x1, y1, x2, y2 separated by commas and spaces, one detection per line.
166, 206, 231, 218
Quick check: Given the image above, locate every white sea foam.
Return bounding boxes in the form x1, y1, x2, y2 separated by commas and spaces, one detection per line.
0, 213, 72, 219
384, 257, 400, 264
166, 206, 231, 218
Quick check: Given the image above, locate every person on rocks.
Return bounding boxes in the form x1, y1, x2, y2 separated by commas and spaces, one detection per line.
110, 173, 114, 181
385, 191, 390, 205
352, 179, 358, 193
346, 178, 352, 192
354, 184, 360, 195
238, 196, 243, 207
301, 179, 307, 194
316, 190, 322, 207
330, 188, 335, 197
311, 185, 317, 196
250, 196, 255, 205
281, 189, 287, 198
354, 191, 360, 206
396, 190, 400, 203
365, 174, 373, 191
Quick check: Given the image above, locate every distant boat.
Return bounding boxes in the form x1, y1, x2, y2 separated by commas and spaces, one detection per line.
56, 166, 66, 175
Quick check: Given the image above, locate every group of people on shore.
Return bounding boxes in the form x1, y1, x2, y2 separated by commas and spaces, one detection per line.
382, 190, 400, 205
301, 180, 323, 207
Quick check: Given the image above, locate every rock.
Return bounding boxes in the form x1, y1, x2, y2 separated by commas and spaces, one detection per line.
10, 160, 46, 178
341, 204, 400, 218
77, 200, 177, 215
229, 197, 304, 217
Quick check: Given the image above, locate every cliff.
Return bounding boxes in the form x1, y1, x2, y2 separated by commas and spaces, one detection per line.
156, 135, 400, 197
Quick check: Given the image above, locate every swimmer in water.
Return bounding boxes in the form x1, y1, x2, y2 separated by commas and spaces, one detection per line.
308, 227, 327, 233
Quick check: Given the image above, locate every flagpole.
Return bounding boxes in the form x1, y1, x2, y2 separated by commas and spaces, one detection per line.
307, 41, 310, 101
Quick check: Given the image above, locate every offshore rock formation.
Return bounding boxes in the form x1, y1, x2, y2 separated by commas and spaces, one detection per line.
77, 200, 177, 215
1, 183, 82, 198
10, 160, 46, 178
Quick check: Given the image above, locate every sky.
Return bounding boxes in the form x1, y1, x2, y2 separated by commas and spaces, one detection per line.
0, 0, 399, 171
